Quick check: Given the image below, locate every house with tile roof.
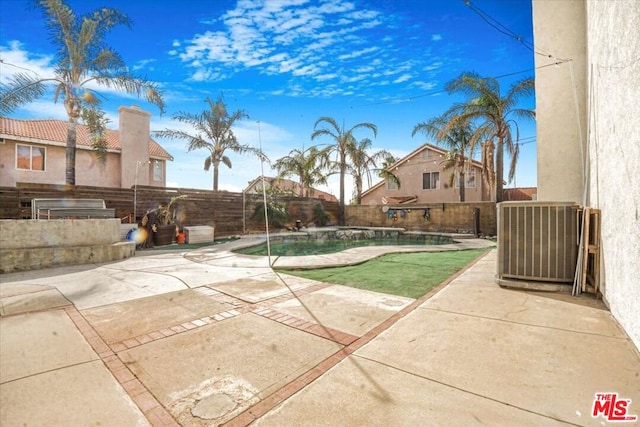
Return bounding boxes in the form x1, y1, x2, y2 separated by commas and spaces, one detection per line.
361, 143, 490, 205
503, 187, 537, 201
244, 176, 338, 202
0, 105, 172, 189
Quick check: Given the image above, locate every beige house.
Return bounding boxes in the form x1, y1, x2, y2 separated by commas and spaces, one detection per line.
361, 143, 488, 205
245, 176, 338, 202
533, 1, 639, 350
0, 105, 172, 189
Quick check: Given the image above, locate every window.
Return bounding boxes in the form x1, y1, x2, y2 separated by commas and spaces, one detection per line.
153, 160, 163, 181
467, 169, 476, 188
16, 144, 45, 171
387, 178, 398, 190
422, 172, 439, 190
454, 169, 476, 188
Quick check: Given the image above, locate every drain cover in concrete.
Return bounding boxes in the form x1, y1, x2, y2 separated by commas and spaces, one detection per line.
119, 313, 341, 425
192, 393, 236, 419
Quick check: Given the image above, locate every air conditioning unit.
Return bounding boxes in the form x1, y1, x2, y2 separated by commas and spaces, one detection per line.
496, 201, 579, 290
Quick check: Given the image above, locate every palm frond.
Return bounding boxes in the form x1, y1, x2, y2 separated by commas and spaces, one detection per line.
0, 73, 50, 115
80, 107, 110, 164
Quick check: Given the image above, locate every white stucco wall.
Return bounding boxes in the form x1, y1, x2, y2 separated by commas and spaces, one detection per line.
533, 0, 587, 204
585, 1, 640, 350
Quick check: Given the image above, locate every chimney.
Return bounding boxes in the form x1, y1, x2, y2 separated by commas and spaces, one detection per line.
119, 105, 151, 189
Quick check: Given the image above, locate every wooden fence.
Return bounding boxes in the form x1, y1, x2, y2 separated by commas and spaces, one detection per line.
0, 183, 340, 236
0, 184, 495, 236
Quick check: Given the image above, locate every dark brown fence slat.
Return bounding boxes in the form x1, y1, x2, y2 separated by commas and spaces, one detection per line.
1, 183, 494, 236
1, 183, 341, 236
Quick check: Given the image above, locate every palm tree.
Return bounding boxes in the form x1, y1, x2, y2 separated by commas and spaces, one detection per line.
273, 146, 329, 197
412, 116, 476, 202
346, 138, 390, 204
311, 116, 377, 225
442, 72, 535, 202
155, 96, 258, 191
0, 0, 165, 185
377, 154, 401, 190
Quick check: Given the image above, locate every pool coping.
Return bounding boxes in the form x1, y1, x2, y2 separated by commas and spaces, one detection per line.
183, 232, 497, 270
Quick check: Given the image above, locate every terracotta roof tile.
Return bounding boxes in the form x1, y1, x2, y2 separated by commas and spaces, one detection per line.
0, 117, 172, 160
386, 195, 418, 204
503, 187, 537, 201
246, 176, 338, 202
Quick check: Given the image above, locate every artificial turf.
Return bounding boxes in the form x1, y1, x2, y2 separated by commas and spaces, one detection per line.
279, 249, 489, 299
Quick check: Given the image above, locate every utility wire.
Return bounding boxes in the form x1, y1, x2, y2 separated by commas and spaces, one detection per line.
350, 60, 567, 109
463, 0, 568, 61
0, 59, 40, 75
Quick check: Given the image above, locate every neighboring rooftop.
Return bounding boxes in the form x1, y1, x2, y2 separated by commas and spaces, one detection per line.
503, 187, 537, 201
245, 176, 338, 202
0, 117, 172, 160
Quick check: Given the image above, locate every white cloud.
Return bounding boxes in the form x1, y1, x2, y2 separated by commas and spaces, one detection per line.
431, 34, 443, 41
337, 46, 379, 61
0, 41, 167, 110
0, 40, 55, 84
173, 0, 390, 93
314, 73, 338, 81
393, 73, 412, 84
423, 61, 443, 71
411, 81, 438, 91
132, 58, 156, 72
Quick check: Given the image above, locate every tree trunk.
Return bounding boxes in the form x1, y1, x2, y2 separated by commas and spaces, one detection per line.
65, 119, 77, 185
338, 152, 346, 226
459, 170, 466, 202
496, 136, 504, 203
213, 164, 219, 191
482, 140, 496, 202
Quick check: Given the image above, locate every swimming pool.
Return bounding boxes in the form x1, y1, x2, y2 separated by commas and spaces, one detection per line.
234, 228, 454, 256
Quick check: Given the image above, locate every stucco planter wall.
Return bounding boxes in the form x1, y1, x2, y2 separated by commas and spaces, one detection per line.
0, 219, 135, 273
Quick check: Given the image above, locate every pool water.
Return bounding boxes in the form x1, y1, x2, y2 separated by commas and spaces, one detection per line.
236, 238, 448, 256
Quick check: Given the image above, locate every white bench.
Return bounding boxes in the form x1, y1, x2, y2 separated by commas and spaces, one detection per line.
31, 198, 115, 219
183, 226, 215, 244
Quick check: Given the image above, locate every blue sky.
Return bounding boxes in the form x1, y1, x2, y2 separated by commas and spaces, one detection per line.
0, 0, 537, 197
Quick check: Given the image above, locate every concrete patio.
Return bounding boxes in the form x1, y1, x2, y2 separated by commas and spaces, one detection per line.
1, 238, 638, 426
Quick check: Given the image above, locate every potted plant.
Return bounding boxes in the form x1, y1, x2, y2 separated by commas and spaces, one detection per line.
152, 195, 187, 246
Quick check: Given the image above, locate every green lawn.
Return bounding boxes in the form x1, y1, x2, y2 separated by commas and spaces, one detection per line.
279, 249, 488, 299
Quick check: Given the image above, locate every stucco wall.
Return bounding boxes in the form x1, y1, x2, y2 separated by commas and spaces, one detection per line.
0, 218, 121, 249
119, 105, 151, 189
533, 0, 587, 204
534, 0, 640, 350
0, 219, 134, 273
585, 1, 640, 350
362, 159, 486, 205
0, 140, 122, 188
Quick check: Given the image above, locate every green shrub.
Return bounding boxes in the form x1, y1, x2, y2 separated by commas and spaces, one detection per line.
313, 203, 329, 226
